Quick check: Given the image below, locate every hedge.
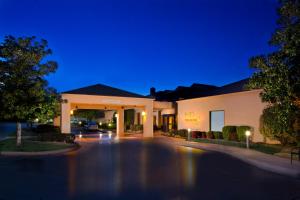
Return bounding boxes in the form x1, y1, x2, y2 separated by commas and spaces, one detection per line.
222, 126, 238, 141
213, 131, 223, 139
237, 126, 252, 142
177, 129, 188, 138
206, 131, 214, 139
191, 131, 206, 138
35, 124, 60, 134
37, 133, 76, 143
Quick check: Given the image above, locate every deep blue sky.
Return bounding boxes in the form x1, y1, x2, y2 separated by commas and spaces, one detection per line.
0, 0, 278, 95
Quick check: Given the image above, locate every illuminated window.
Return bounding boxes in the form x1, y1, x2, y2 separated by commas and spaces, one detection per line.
210, 110, 224, 131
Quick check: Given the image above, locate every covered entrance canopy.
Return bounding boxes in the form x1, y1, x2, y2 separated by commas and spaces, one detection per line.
60, 84, 154, 137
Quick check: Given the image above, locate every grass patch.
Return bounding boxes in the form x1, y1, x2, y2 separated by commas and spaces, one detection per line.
191, 138, 283, 155
0, 138, 75, 152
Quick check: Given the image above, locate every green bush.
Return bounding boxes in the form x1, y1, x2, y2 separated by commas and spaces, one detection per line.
191, 131, 206, 138
222, 126, 238, 141
35, 124, 60, 134
213, 131, 223, 139
177, 129, 188, 138
237, 126, 252, 142
37, 133, 75, 143
206, 131, 214, 139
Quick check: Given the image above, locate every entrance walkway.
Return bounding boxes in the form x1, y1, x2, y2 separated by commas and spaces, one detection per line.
157, 136, 300, 178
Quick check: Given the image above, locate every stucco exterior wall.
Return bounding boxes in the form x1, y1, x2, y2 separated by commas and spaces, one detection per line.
177, 90, 267, 142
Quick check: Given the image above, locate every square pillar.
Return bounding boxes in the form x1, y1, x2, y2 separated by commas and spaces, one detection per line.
61, 102, 71, 134
143, 103, 153, 137
117, 109, 124, 137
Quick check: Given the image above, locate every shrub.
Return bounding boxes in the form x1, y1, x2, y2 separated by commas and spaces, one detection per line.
177, 129, 188, 138
206, 131, 214, 139
237, 126, 252, 142
201, 132, 207, 138
35, 124, 60, 134
37, 133, 75, 143
222, 126, 238, 141
213, 131, 223, 139
191, 131, 205, 138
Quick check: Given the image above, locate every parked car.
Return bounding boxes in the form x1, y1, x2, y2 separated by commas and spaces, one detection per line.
84, 121, 98, 131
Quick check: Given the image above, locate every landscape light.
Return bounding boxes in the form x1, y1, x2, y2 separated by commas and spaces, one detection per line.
108, 123, 112, 127
245, 130, 251, 149
245, 130, 251, 137
188, 128, 191, 141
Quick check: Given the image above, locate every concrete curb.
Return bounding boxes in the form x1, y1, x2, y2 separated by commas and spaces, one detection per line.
0, 143, 80, 156
157, 137, 300, 179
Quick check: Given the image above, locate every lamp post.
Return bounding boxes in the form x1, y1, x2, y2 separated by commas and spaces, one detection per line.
188, 128, 191, 141
245, 130, 251, 149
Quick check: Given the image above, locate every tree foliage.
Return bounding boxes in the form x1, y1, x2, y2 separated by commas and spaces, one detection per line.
0, 35, 58, 144
73, 109, 104, 121
248, 0, 300, 144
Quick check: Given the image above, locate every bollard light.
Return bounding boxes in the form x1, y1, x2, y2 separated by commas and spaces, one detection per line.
188, 128, 191, 141
245, 130, 251, 149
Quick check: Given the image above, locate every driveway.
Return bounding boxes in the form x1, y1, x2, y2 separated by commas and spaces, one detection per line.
0, 138, 299, 200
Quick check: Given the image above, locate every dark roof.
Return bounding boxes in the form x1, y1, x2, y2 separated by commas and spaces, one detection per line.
63, 84, 152, 99
214, 78, 249, 95
152, 78, 250, 101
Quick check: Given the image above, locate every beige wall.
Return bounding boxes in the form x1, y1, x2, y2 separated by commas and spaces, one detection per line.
177, 90, 267, 142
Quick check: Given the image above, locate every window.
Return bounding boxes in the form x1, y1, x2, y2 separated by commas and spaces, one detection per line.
210, 111, 224, 131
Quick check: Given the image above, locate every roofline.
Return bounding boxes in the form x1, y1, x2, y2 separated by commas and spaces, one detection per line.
176, 89, 262, 103
61, 92, 155, 99
61, 83, 154, 99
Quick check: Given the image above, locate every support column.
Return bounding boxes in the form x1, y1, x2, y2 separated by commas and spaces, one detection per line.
61, 101, 71, 134
143, 103, 153, 137
117, 109, 124, 137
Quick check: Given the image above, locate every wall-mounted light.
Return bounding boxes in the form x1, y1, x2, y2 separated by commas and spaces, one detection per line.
70, 110, 74, 115
99, 122, 102, 126
141, 111, 146, 116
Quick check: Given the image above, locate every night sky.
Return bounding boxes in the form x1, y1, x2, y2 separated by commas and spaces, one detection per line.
0, 0, 278, 95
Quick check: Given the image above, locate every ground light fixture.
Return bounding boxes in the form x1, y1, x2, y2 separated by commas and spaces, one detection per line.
245, 130, 251, 149
188, 128, 191, 141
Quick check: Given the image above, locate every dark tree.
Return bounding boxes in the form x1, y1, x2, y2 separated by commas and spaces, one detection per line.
248, 0, 300, 144
0, 35, 58, 146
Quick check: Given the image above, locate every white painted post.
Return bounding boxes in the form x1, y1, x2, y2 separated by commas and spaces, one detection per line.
61, 101, 71, 134
143, 103, 153, 137
117, 109, 124, 138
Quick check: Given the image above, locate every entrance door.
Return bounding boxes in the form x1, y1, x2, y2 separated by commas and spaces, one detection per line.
162, 115, 175, 132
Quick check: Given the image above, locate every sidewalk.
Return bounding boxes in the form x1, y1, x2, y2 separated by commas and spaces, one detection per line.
157, 136, 300, 178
